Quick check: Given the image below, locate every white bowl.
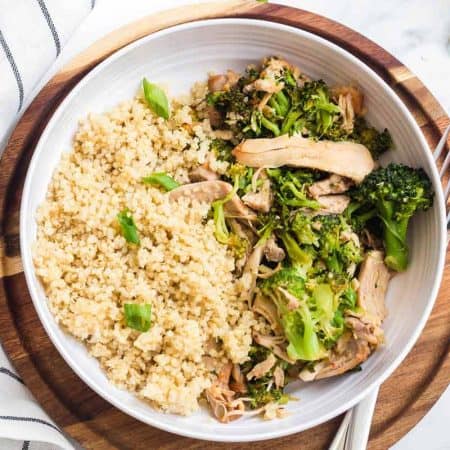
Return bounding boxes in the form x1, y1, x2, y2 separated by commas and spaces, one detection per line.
20, 19, 447, 442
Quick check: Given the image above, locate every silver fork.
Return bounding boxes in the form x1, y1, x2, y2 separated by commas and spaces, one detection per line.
329, 124, 450, 450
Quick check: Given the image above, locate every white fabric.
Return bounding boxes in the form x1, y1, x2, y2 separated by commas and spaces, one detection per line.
0, 0, 93, 148
0, 1, 92, 448
0, 352, 74, 449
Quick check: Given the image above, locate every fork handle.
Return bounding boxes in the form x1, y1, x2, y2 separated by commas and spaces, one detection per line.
344, 387, 380, 450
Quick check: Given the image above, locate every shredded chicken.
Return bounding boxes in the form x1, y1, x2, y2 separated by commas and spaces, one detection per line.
230, 364, 248, 394
252, 292, 282, 334
273, 366, 285, 389
246, 353, 277, 380
207, 105, 223, 128
232, 134, 374, 183
213, 129, 234, 140
357, 250, 390, 326
244, 57, 291, 94
263, 235, 285, 262
253, 332, 295, 364
258, 92, 273, 111
333, 86, 364, 115
338, 92, 356, 133
188, 165, 219, 182
299, 332, 371, 381
241, 244, 265, 303
316, 194, 350, 215
242, 177, 273, 212
345, 313, 383, 347
257, 262, 283, 279
208, 70, 240, 92
169, 180, 257, 221
205, 363, 246, 423
308, 174, 353, 199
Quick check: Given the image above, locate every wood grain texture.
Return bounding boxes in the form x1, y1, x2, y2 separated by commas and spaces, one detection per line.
0, 2, 448, 449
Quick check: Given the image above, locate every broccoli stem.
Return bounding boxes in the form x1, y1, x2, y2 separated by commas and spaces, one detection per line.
260, 116, 281, 136
382, 217, 409, 271
377, 200, 409, 271
279, 231, 312, 275
281, 109, 302, 135
274, 91, 290, 116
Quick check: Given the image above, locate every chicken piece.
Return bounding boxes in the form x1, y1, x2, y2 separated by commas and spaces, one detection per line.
246, 353, 277, 380
205, 363, 246, 423
299, 332, 371, 381
188, 165, 219, 182
338, 92, 356, 133
214, 129, 234, 140
240, 244, 265, 303
252, 292, 283, 334
332, 86, 364, 115
242, 179, 273, 213
357, 250, 390, 326
264, 235, 285, 262
258, 92, 273, 111
230, 364, 248, 394
345, 313, 383, 347
308, 174, 353, 199
208, 70, 240, 93
169, 180, 257, 221
316, 195, 350, 215
208, 74, 227, 93
273, 366, 285, 389
207, 105, 223, 128
245, 57, 297, 94
233, 134, 374, 183
253, 332, 295, 364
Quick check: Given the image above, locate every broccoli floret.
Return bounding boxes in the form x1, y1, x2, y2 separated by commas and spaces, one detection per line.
301, 80, 342, 136
240, 345, 288, 409
210, 176, 248, 257
260, 267, 326, 361
267, 168, 321, 210
313, 215, 363, 275
225, 163, 255, 196
210, 138, 234, 163
291, 212, 319, 246
247, 381, 286, 409
279, 231, 315, 276
351, 117, 392, 159
207, 88, 251, 120
350, 163, 433, 271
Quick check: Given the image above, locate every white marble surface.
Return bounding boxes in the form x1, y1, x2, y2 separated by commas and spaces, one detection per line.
10, 1, 450, 449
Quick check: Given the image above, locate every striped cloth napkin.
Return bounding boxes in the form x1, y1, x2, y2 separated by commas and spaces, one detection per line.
0, 1, 93, 448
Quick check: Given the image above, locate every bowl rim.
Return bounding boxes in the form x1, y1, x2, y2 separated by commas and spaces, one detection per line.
20, 18, 447, 442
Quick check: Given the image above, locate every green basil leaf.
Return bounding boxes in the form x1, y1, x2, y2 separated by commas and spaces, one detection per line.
124, 303, 151, 332
117, 209, 140, 244
142, 172, 180, 191
142, 78, 170, 120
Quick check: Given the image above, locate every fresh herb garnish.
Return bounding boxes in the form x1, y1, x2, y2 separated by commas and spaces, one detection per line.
117, 209, 140, 244
142, 172, 180, 191
124, 303, 151, 332
142, 78, 170, 119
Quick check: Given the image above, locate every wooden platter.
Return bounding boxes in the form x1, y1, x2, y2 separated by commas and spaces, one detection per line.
0, 2, 449, 449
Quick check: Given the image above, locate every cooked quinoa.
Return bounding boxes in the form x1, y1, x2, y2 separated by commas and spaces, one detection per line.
33, 84, 261, 415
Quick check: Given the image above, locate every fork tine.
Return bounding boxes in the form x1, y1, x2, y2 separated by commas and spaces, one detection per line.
434, 125, 450, 161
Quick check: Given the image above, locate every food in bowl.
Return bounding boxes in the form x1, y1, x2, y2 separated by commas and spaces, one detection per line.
33, 56, 433, 422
